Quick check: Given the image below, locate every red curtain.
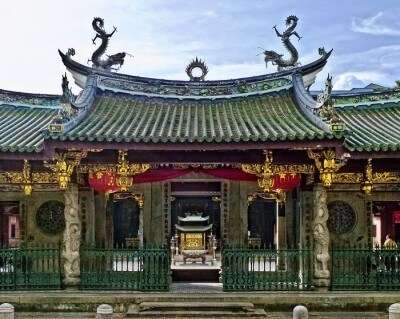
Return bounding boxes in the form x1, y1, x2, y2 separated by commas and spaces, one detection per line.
393, 211, 400, 224
134, 168, 191, 183
88, 168, 300, 192
88, 171, 119, 193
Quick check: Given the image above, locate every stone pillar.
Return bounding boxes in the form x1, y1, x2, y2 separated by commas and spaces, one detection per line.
0, 303, 14, 319
312, 184, 330, 290
62, 183, 81, 288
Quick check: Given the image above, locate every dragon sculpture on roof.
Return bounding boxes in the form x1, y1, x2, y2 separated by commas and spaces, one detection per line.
263, 15, 301, 71
90, 17, 126, 71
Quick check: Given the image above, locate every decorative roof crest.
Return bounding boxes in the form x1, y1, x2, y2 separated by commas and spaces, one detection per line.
89, 17, 126, 71
185, 57, 208, 81
316, 75, 345, 133
48, 74, 79, 133
263, 15, 301, 71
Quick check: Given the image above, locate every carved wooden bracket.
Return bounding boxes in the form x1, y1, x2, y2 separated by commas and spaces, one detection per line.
307, 149, 347, 187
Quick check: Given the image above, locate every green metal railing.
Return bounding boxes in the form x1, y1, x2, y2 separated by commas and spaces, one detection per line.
0, 245, 61, 290
222, 247, 312, 291
331, 247, 400, 290
80, 246, 170, 291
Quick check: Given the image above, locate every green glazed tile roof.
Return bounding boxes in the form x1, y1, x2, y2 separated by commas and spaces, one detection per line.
50, 89, 333, 144
337, 103, 400, 152
0, 104, 57, 152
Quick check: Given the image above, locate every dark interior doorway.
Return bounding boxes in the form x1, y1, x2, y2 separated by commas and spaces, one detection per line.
171, 196, 221, 241
248, 198, 276, 248
112, 197, 139, 248
0, 202, 20, 247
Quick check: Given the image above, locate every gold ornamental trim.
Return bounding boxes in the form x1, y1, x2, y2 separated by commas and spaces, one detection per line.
307, 149, 347, 187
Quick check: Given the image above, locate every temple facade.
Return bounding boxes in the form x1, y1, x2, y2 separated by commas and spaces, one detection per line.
0, 16, 400, 293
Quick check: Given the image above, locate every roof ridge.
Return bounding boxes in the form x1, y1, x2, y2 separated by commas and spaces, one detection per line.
97, 82, 293, 102
335, 99, 400, 110
0, 88, 61, 99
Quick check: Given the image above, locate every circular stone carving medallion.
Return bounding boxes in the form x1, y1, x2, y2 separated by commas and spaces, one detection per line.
327, 201, 356, 234
36, 201, 65, 234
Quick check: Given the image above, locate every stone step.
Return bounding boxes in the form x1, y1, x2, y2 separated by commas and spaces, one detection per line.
128, 309, 268, 318
127, 301, 267, 318
136, 301, 255, 311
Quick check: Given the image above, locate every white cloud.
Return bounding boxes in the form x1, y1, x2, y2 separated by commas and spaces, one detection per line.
351, 12, 400, 36
333, 71, 389, 90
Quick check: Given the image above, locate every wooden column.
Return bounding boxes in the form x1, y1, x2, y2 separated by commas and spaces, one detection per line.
62, 183, 81, 288
312, 183, 330, 290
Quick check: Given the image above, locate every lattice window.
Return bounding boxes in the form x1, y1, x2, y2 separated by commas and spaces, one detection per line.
36, 201, 65, 235
327, 201, 357, 234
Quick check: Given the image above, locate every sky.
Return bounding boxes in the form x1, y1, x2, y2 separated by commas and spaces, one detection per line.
0, 0, 400, 94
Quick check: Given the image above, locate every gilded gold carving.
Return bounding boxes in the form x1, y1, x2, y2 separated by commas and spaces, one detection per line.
181, 233, 203, 250
333, 170, 400, 185
307, 149, 347, 187
242, 151, 313, 195
0, 160, 60, 194
22, 160, 32, 195
361, 159, 373, 195
115, 151, 149, 191
133, 194, 144, 208
333, 173, 363, 184
44, 151, 86, 190
242, 151, 274, 192
373, 172, 400, 184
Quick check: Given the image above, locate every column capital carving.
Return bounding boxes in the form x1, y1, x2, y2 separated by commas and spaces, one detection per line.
307, 149, 348, 187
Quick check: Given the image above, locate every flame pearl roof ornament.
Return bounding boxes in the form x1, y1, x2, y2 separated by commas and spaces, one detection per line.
185, 57, 208, 81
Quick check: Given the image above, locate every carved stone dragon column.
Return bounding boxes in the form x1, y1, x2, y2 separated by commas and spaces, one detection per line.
62, 183, 81, 287
307, 149, 347, 290
312, 183, 330, 289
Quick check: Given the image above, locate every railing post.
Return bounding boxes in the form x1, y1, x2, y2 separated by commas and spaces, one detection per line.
293, 305, 308, 319
389, 303, 400, 319
312, 184, 330, 291
96, 304, 113, 319
62, 183, 81, 288
0, 303, 14, 319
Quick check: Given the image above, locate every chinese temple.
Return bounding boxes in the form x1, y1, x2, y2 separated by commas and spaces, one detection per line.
0, 15, 400, 296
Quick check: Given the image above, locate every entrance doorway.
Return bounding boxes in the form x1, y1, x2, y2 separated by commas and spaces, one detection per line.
372, 201, 400, 246
111, 196, 140, 248
170, 182, 221, 282
248, 197, 277, 248
0, 202, 20, 247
